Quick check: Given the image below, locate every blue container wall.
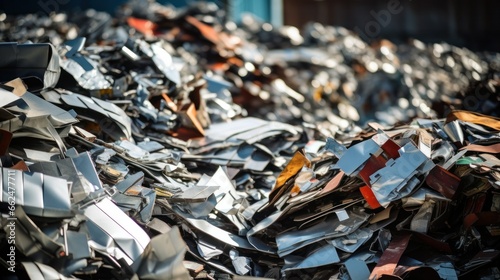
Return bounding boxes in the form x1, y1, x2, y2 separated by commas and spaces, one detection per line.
0, 0, 273, 23
0, 0, 222, 15
229, 0, 271, 22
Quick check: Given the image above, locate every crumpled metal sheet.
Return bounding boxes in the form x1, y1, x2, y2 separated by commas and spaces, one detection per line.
0, 42, 60, 91
84, 197, 151, 265
0, 167, 72, 218
1, 1, 500, 279
59, 37, 112, 92
131, 226, 190, 279
21, 262, 78, 280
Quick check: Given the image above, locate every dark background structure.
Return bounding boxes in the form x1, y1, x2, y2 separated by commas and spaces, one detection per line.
283, 0, 500, 51
1, 0, 500, 51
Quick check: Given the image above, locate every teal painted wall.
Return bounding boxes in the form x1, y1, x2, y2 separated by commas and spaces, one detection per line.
228, 0, 271, 22
0, 0, 272, 23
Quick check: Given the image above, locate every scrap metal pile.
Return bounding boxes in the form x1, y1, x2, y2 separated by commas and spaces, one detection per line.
1, 1, 499, 279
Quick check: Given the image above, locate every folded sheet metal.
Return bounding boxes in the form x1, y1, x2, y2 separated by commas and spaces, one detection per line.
56, 92, 133, 141
0, 168, 72, 218
21, 262, 77, 280
84, 197, 150, 265
281, 243, 340, 272
0, 42, 60, 91
59, 37, 112, 92
131, 226, 190, 279
369, 142, 433, 207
